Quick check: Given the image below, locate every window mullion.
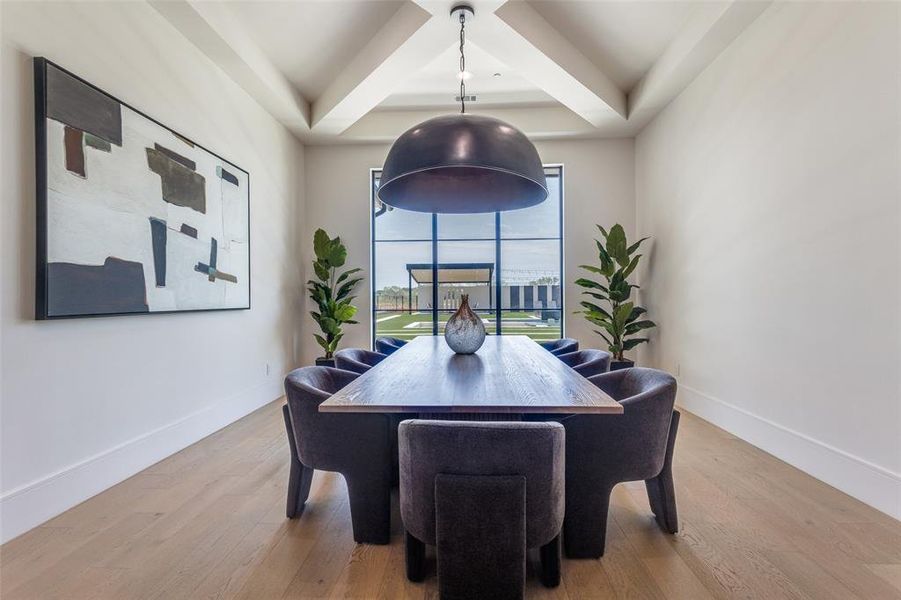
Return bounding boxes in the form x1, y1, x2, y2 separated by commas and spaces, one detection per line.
431, 213, 438, 336
495, 211, 502, 335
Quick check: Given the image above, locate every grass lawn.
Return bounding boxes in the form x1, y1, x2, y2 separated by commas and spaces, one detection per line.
374, 311, 563, 341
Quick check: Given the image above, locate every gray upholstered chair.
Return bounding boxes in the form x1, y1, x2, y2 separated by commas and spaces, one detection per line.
561, 367, 679, 558
334, 348, 387, 374
556, 349, 612, 378
375, 336, 407, 355
334, 347, 409, 484
399, 420, 565, 598
539, 338, 579, 356
283, 366, 393, 544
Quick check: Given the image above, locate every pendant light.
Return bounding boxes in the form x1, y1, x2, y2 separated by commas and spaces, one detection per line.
378, 4, 548, 214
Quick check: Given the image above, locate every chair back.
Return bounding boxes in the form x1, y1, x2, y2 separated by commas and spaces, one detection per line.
572, 368, 676, 480
375, 336, 407, 355
399, 420, 564, 548
335, 348, 386, 374
540, 338, 579, 355
557, 349, 611, 377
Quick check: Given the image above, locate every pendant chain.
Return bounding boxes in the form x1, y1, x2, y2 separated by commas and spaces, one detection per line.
459, 12, 466, 114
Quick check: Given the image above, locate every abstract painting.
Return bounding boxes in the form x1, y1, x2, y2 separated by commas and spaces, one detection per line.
34, 58, 250, 319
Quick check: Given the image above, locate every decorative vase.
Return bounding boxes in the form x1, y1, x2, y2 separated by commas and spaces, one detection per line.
444, 294, 486, 354
315, 357, 336, 368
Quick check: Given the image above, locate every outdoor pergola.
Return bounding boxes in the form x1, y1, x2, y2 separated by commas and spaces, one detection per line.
405, 263, 495, 311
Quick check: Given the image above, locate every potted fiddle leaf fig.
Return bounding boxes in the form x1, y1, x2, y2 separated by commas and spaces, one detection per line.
308, 229, 363, 367
575, 224, 656, 370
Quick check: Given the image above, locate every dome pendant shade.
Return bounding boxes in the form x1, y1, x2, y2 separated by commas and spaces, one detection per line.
378, 114, 548, 213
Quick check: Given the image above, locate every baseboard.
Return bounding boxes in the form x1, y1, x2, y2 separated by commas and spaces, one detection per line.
677, 384, 901, 521
0, 378, 285, 544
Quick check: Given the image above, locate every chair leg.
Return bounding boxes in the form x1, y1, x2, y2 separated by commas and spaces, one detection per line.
564, 482, 614, 559
345, 474, 392, 544
283, 405, 314, 519
405, 531, 426, 582
286, 461, 314, 519
539, 534, 561, 588
645, 410, 680, 534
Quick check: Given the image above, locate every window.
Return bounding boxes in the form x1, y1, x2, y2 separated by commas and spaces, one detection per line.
371, 166, 563, 343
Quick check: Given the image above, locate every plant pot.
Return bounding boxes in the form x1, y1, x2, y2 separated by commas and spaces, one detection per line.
610, 359, 635, 371
315, 357, 335, 368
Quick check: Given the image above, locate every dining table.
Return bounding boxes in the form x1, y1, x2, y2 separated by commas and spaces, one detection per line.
319, 335, 623, 417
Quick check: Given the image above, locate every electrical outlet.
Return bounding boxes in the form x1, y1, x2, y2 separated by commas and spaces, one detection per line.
266, 363, 271, 376
674, 362, 681, 377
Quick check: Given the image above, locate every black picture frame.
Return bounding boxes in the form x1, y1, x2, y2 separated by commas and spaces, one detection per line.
34, 57, 251, 320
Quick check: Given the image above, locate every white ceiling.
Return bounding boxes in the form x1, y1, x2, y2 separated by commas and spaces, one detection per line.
152, 0, 772, 143
228, 0, 405, 99
528, 0, 701, 92
378, 41, 557, 110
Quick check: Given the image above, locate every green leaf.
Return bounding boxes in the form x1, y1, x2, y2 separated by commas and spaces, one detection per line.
596, 224, 609, 239
595, 241, 616, 277
608, 281, 633, 303
606, 224, 629, 267
613, 302, 634, 329
579, 301, 611, 318
621, 254, 641, 279
313, 261, 330, 282
627, 237, 649, 255
584, 314, 612, 328
578, 265, 610, 280
313, 229, 331, 260
330, 332, 344, 351
574, 278, 606, 291
624, 320, 656, 335
333, 304, 357, 322
313, 334, 330, 352
336, 277, 363, 301
320, 317, 339, 334
592, 329, 612, 346
622, 338, 650, 351
625, 306, 646, 323
335, 267, 362, 285
598, 319, 618, 338
326, 238, 347, 267
582, 291, 610, 302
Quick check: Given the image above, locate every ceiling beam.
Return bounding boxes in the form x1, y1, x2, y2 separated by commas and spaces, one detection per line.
627, 0, 772, 131
335, 105, 631, 144
149, 0, 311, 136
312, 2, 453, 136
470, 1, 627, 125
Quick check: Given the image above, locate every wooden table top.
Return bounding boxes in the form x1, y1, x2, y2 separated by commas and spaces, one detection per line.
319, 335, 623, 415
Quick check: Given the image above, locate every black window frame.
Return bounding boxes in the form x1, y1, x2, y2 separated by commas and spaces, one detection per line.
370, 164, 564, 345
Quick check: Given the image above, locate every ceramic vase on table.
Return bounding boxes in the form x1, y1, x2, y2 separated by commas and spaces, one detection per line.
444, 294, 486, 354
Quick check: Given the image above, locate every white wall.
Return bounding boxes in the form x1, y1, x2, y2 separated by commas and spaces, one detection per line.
0, 2, 305, 542
635, 2, 900, 518
302, 138, 634, 365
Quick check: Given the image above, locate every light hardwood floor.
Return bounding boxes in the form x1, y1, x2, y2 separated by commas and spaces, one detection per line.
2, 400, 900, 599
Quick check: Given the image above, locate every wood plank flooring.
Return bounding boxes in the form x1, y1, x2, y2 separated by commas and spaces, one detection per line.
2, 400, 899, 599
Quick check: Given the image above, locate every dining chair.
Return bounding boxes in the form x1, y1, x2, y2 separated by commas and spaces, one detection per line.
334, 347, 410, 485
561, 367, 679, 558
375, 336, 407, 355
399, 420, 565, 599
539, 338, 579, 355
334, 348, 387, 374
283, 366, 393, 544
556, 349, 612, 377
